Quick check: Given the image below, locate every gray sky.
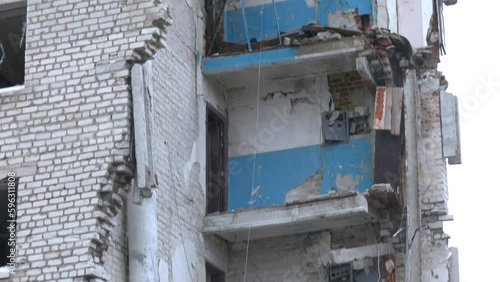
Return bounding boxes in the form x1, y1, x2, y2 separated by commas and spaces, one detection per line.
440, 1, 500, 281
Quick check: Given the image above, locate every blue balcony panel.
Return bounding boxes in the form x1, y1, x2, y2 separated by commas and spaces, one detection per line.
224, 0, 372, 44
228, 136, 373, 211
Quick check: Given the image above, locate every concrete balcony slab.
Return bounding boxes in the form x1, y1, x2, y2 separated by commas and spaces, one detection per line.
203, 194, 376, 242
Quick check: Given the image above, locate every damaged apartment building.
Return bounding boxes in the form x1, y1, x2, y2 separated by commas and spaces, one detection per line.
0, 0, 461, 281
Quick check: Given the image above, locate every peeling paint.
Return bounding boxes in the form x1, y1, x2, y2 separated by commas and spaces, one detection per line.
335, 173, 361, 191
327, 9, 360, 30
285, 169, 322, 203
229, 137, 373, 209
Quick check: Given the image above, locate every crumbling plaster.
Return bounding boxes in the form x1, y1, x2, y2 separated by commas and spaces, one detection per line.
146, 0, 230, 279
226, 75, 375, 210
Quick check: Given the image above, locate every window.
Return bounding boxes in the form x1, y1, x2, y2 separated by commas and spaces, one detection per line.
0, 176, 18, 268
0, 1, 26, 89
206, 105, 228, 214
206, 262, 225, 282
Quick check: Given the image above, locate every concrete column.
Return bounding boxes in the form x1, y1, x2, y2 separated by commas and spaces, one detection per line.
403, 70, 421, 282
449, 247, 460, 282
128, 185, 159, 282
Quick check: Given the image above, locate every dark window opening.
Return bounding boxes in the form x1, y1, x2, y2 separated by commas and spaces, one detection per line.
374, 130, 403, 190
205, 0, 226, 56
206, 105, 228, 214
0, 176, 18, 267
0, 1, 26, 89
206, 262, 225, 282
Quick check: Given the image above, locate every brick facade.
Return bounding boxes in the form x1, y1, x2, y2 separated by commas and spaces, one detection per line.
1, 0, 169, 280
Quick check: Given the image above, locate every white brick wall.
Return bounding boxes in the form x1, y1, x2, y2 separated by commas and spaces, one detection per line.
418, 73, 453, 282
151, 41, 206, 282
0, 0, 169, 281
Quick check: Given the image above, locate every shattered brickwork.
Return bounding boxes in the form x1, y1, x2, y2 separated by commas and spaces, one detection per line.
418, 73, 452, 282
0, 0, 169, 281
328, 71, 366, 110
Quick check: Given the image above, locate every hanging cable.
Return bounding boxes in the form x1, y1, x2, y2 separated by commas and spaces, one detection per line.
168, 153, 194, 282
376, 241, 381, 282
242, 0, 265, 280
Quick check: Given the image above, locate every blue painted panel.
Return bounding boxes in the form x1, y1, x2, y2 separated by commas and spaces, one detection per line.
224, 0, 372, 43
320, 137, 373, 194
228, 145, 321, 210
203, 47, 297, 73
228, 137, 373, 210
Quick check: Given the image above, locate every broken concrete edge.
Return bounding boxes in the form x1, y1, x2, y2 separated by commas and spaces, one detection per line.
286, 191, 357, 206
202, 194, 370, 234
330, 242, 393, 264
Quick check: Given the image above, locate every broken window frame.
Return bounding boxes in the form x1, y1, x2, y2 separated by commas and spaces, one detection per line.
0, 0, 26, 90
206, 104, 228, 214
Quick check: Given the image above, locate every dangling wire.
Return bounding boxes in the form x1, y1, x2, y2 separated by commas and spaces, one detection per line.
242, 0, 265, 280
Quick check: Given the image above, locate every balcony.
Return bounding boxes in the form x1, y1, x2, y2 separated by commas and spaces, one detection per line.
202, 0, 414, 89
203, 194, 377, 242
203, 37, 366, 89
202, 0, 409, 242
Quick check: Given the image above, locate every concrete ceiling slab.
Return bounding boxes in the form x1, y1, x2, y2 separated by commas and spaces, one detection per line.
203, 37, 366, 89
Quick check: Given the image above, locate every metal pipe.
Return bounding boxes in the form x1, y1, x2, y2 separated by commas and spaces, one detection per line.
240, 0, 252, 51
128, 185, 159, 282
